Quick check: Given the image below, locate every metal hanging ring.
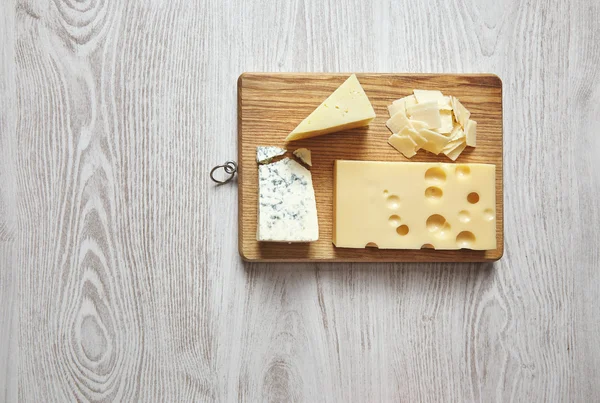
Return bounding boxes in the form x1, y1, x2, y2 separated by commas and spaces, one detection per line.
210, 161, 237, 184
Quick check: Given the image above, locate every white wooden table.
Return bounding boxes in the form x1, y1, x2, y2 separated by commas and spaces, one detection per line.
1, 0, 599, 401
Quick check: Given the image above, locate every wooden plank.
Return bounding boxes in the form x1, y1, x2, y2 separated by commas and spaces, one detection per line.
6, 0, 600, 400
238, 73, 503, 261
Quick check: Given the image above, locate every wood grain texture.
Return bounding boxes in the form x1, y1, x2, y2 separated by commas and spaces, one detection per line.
1, 0, 599, 401
238, 73, 503, 262
0, 0, 18, 401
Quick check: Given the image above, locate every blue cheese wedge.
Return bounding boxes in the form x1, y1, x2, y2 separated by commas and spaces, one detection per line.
256, 146, 286, 164
257, 158, 319, 242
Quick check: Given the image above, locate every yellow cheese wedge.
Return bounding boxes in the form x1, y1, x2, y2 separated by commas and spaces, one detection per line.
285, 74, 376, 141
333, 160, 496, 250
464, 119, 477, 147
388, 134, 418, 158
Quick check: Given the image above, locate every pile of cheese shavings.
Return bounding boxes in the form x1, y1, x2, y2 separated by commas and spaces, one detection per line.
385, 90, 477, 161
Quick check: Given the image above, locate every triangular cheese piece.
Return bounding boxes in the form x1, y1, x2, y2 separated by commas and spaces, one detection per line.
285, 74, 376, 141
293, 148, 312, 166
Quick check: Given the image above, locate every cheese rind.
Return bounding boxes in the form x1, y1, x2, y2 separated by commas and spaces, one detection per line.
258, 158, 319, 242
285, 74, 376, 141
333, 161, 496, 250
256, 146, 286, 164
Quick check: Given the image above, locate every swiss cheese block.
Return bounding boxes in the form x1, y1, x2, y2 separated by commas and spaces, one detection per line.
333, 161, 496, 250
258, 158, 318, 242
285, 74, 376, 141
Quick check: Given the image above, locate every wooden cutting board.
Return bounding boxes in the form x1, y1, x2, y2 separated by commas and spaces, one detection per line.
237, 73, 503, 262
